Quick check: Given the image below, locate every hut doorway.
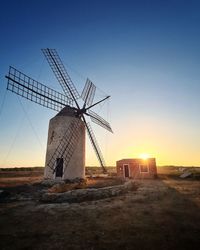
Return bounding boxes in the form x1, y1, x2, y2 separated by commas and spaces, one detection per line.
123, 164, 130, 177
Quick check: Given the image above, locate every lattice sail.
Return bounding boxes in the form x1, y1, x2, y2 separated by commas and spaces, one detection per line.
42, 48, 80, 101
81, 78, 96, 106
88, 110, 113, 133
6, 66, 72, 111
86, 122, 107, 173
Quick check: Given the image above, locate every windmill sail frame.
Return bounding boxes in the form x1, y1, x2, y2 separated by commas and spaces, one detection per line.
5, 49, 113, 176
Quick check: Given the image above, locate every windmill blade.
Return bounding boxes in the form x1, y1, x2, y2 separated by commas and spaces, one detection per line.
47, 119, 82, 174
5, 66, 73, 112
42, 48, 80, 101
81, 78, 96, 106
88, 110, 113, 133
85, 122, 107, 173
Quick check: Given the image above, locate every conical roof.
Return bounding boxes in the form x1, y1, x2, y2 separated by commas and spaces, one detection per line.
56, 105, 76, 117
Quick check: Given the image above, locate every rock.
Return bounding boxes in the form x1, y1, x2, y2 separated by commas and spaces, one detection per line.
180, 171, 192, 178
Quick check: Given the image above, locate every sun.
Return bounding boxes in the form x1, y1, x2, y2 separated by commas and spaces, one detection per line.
139, 153, 150, 160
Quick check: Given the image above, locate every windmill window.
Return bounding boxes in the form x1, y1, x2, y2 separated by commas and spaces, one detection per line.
139, 164, 149, 173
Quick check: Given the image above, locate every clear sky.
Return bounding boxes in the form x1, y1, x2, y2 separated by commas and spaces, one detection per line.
0, 0, 200, 167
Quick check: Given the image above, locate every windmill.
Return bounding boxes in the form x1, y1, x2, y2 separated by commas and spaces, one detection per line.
5, 49, 113, 180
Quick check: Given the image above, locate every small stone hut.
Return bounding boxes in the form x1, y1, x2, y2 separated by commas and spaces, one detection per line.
116, 158, 157, 179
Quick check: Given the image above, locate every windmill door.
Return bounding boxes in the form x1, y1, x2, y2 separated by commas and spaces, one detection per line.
123, 164, 130, 177
56, 158, 63, 177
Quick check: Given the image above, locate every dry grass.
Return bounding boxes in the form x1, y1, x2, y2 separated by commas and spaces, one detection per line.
86, 177, 125, 188
48, 182, 87, 193
0, 176, 43, 187
0, 169, 43, 187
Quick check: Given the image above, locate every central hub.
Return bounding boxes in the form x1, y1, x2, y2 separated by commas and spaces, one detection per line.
76, 107, 86, 117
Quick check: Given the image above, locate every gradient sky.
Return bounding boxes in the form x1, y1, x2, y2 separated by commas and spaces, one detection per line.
0, 0, 200, 167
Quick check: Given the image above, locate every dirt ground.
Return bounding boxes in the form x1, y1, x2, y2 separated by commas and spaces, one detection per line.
0, 169, 200, 250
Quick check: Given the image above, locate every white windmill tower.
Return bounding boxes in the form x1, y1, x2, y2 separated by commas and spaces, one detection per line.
5, 49, 113, 180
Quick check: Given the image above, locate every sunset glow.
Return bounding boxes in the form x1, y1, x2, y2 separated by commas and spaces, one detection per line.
139, 153, 150, 160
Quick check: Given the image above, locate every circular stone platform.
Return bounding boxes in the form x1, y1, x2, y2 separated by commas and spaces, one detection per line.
40, 180, 137, 203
